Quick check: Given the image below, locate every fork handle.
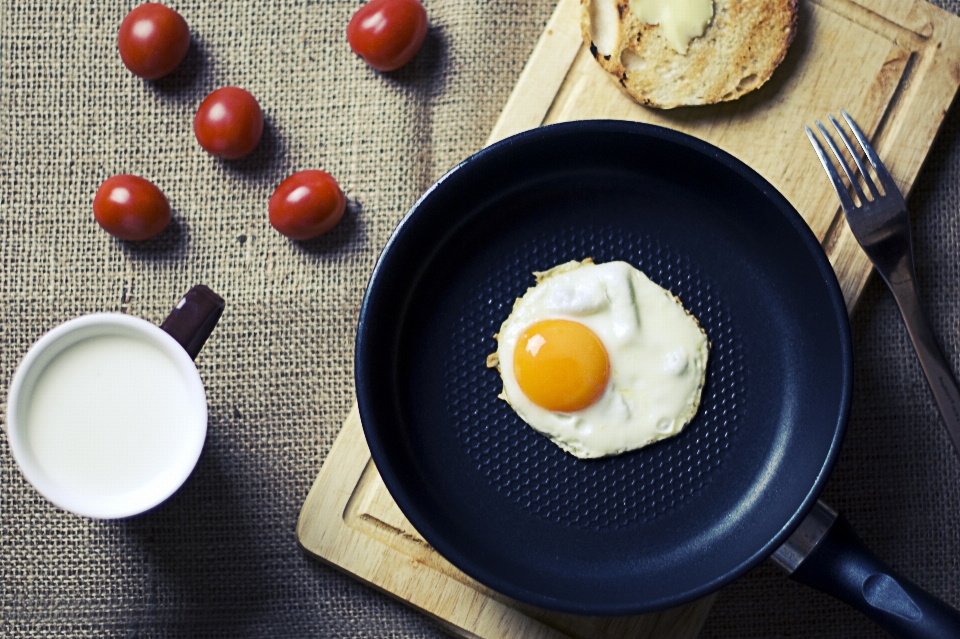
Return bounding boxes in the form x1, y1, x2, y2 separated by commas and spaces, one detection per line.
888, 278, 960, 455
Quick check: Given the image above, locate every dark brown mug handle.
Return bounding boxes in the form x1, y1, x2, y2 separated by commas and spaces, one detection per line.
160, 285, 225, 360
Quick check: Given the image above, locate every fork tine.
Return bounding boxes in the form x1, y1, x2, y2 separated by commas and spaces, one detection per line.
828, 114, 879, 200
840, 110, 898, 193
805, 125, 856, 212
815, 120, 868, 206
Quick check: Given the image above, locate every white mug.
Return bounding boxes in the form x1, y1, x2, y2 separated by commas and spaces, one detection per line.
5, 285, 224, 519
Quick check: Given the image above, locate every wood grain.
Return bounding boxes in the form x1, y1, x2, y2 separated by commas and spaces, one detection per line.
298, 0, 960, 636
299, 406, 718, 639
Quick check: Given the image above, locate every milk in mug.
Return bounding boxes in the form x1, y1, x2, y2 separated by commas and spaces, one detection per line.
23, 333, 202, 498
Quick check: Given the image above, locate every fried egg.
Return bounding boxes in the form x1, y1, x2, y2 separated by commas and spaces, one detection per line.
491, 259, 708, 458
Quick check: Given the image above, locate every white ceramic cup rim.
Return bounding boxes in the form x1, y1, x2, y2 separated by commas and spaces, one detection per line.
5, 313, 208, 519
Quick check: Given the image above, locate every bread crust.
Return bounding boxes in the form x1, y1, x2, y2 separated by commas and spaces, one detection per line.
581, 0, 798, 108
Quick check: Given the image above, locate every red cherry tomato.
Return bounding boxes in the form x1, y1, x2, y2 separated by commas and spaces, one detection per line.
347, 0, 428, 72
93, 175, 171, 241
193, 87, 264, 160
117, 3, 191, 80
269, 170, 346, 240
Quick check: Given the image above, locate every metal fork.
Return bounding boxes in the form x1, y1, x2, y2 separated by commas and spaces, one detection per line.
806, 111, 960, 456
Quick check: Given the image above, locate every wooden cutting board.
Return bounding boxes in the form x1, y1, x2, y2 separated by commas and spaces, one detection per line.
297, 0, 960, 636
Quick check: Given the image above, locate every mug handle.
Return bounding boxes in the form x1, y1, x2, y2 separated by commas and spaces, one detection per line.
160, 285, 225, 359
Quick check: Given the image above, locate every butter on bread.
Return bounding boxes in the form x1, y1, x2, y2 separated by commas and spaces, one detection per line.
581, 0, 798, 108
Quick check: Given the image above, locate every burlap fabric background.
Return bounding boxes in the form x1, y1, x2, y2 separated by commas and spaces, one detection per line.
2, 0, 959, 636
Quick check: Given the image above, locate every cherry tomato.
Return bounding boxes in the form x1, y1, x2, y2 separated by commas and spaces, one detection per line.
93, 175, 171, 241
269, 170, 346, 240
193, 87, 264, 160
347, 0, 428, 72
117, 3, 191, 80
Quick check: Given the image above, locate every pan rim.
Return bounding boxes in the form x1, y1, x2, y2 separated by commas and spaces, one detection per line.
355, 120, 853, 615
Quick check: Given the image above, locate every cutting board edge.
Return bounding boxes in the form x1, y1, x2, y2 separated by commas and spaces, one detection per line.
297, 407, 600, 639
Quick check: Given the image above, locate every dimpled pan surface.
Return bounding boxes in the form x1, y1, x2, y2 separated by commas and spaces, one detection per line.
355, 121, 852, 616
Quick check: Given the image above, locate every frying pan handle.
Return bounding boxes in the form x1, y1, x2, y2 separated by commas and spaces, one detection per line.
785, 505, 960, 638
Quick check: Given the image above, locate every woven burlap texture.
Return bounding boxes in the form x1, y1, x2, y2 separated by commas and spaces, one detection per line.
2, 0, 959, 637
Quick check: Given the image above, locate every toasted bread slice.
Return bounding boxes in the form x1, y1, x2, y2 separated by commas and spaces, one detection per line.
581, 0, 798, 108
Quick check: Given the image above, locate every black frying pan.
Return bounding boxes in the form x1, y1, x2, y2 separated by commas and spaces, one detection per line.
356, 121, 960, 637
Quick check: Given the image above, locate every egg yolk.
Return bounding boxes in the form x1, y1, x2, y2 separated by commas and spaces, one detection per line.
513, 319, 610, 412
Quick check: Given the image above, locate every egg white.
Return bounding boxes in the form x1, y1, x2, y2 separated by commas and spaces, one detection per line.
493, 259, 709, 458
